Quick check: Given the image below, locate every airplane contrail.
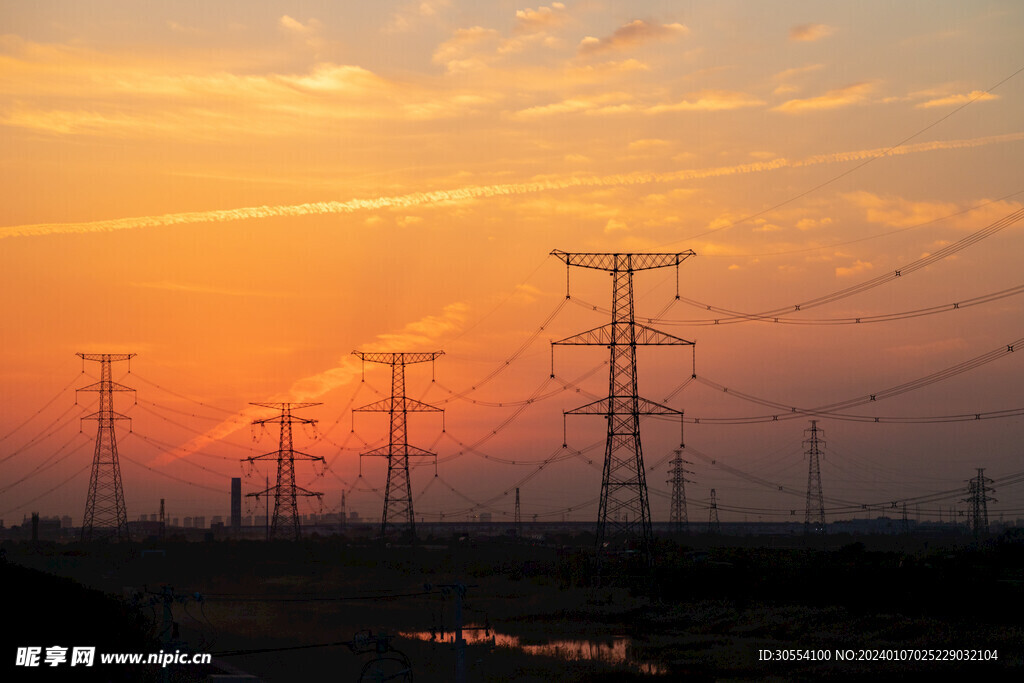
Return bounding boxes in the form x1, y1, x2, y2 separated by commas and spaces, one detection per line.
3, 132, 1021, 241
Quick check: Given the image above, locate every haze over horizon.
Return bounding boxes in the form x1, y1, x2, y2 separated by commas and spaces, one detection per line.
2, 1, 1023, 529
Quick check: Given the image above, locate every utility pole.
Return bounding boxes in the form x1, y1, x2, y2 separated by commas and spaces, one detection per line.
666, 449, 691, 534
352, 351, 444, 542
514, 488, 522, 539
707, 488, 720, 534
243, 403, 324, 541
803, 420, 826, 535
77, 353, 135, 541
159, 498, 165, 539
551, 250, 695, 561
963, 468, 995, 540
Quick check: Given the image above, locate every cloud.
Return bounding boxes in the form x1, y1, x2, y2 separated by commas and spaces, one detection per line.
578, 20, 688, 56
843, 192, 959, 227
132, 281, 278, 297
515, 89, 762, 118
648, 90, 764, 113
604, 218, 629, 233
627, 138, 670, 151
884, 337, 968, 358
916, 90, 999, 108
432, 26, 501, 71
153, 303, 468, 465
771, 64, 824, 95
773, 64, 825, 81
773, 81, 874, 113
385, 0, 452, 33
789, 23, 835, 42
835, 259, 873, 277
795, 217, 833, 230
0, 41, 497, 137
843, 191, 1023, 231
515, 91, 634, 118
5, 132, 1022, 240
514, 4, 568, 34
279, 15, 318, 34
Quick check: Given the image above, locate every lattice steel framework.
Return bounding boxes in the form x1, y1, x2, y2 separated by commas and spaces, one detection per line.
667, 449, 691, 533
707, 488, 720, 534
963, 467, 995, 539
551, 250, 695, 557
243, 402, 324, 541
78, 353, 135, 541
514, 487, 522, 539
353, 351, 444, 541
804, 420, 826, 535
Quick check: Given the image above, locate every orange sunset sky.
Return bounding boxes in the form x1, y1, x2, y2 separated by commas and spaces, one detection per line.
1, 1, 1023, 527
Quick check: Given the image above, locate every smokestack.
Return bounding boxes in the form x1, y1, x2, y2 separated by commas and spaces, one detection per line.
231, 478, 242, 532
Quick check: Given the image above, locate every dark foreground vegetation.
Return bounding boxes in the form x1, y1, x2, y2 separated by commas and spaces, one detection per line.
4, 530, 1023, 681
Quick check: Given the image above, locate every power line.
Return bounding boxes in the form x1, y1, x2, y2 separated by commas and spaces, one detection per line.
665, 63, 1024, 245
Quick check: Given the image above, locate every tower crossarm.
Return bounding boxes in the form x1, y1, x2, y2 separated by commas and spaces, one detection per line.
77, 380, 136, 393
80, 409, 132, 422
565, 396, 683, 416
551, 250, 695, 272
245, 448, 324, 463
361, 444, 437, 458
353, 351, 444, 366
553, 323, 693, 346
354, 397, 443, 413
77, 353, 136, 362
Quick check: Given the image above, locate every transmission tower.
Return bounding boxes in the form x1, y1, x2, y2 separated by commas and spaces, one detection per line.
77, 353, 135, 541
243, 402, 324, 541
666, 449, 692, 534
707, 488, 720, 534
962, 467, 995, 539
551, 250, 695, 559
514, 488, 522, 539
352, 351, 444, 542
803, 420, 826, 535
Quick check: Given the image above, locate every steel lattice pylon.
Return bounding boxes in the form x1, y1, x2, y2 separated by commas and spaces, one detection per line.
666, 449, 691, 533
963, 467, 995, 539
803, 420, 826, 535
78, 353, 135, 541
514, 487, 522, 539
551, 250, 695, 558
244, 402, 324, 541
352, 351, 444, 542
707, 488, 720, 534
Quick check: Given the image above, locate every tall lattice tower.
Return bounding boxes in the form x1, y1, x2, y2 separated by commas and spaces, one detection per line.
551, 250, 694, 559
514, 487, 522, 539
963, 468, 995, 539
352, 351, 444, 542
666, 449, 691, 533
78, 353, 135, 541
707, 488, 720, 534
803, 420, 826, 535
243, 402, 324, 541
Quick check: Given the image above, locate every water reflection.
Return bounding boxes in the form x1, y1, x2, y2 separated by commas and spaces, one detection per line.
400, 626, 666, 675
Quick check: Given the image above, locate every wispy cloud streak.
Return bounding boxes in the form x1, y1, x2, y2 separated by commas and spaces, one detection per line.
151, 303, 467, 465
3, 132, 1021, 241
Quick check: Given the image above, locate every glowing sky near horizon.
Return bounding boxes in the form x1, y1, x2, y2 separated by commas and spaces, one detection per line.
1, 1, 1023, 526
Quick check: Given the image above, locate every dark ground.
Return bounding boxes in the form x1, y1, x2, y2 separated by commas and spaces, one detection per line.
3, 530, 1023, 681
